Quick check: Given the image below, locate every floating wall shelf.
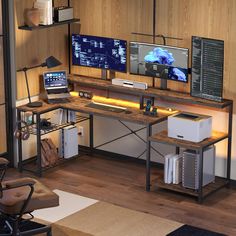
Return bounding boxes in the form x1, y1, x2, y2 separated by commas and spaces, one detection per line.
18, 18, 80, 31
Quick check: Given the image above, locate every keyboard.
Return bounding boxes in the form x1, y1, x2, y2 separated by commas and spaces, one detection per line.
47, 98, 70, 104
86, 102, 126, 113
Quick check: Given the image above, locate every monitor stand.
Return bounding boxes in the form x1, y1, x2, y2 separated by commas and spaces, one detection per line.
101, 69, 115, 80
101, 69, 108, 80
160, 78, 168, 90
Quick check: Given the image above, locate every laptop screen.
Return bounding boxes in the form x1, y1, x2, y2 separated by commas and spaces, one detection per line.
43, 71, 68, 89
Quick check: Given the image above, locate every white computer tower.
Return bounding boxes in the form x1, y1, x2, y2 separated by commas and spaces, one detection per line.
182, 145, 215, 190
59, 125, 78, 159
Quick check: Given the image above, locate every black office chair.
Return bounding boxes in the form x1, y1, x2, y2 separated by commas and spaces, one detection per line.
0, 158, 59, 235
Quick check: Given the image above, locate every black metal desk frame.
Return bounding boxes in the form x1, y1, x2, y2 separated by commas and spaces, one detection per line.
17, 98, 166, 192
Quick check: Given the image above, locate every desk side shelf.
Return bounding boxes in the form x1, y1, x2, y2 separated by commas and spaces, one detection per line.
149, 130, 230, 201
149, 130, 228, 150
29, 115, 88, 136
69, 75, 232, 109
153, 176, 229, 198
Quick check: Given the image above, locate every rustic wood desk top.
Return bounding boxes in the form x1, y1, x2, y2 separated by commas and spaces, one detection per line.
17, 97, 169, 125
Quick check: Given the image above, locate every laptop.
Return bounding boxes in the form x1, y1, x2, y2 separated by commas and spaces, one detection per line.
43, 71, 71, 103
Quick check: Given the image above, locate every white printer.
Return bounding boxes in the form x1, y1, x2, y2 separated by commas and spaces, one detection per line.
168, 112, 212, 142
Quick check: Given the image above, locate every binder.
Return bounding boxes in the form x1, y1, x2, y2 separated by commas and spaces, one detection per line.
173, 155, 182, 184
164, 153, 182, 184
164, 153, 175, 184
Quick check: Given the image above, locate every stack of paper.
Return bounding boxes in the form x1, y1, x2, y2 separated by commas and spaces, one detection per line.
34, 0, 53, 25
164, 154, 182, 184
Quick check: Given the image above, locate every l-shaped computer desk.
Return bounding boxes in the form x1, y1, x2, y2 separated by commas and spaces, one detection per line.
17, 96, 169, 191
16, 77, 233, 202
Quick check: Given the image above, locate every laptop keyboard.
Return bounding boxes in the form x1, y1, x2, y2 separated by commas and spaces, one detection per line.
47, 88, 68, 94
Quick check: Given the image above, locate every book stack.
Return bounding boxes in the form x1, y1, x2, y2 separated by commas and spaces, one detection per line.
164, 153, 182, 184
34, 0, 53, 25
50, 109, 76, 125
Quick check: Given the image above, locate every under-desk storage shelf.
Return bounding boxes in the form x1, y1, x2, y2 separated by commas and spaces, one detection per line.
153, 175, 228, 198
21, 154, 80, 175
18, 18, 80, 31
149, 130, 229, 202
29, 115, 88, 136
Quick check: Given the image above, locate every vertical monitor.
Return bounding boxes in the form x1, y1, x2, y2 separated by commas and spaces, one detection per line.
191, 36, 224, 102
130, 42, 189, 83
72, 34, 127, 73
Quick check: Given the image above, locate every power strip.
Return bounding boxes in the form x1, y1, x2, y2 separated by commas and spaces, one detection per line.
79, 90, 93, 99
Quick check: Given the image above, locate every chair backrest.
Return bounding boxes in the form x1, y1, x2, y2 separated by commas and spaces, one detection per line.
0, 158, 9, 198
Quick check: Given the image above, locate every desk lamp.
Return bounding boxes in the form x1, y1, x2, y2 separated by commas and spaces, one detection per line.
17, 56, 62, 107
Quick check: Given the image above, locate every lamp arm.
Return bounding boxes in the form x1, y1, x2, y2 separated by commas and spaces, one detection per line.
24, 70, 32, 104
17, 63, 44, 72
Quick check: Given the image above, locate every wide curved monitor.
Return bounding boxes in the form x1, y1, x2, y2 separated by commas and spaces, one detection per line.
129, 42, 189, 83
72, 34, 127, 73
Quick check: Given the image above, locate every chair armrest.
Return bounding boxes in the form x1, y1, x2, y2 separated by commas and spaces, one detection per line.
0, 158, 9, 166
3, 178, 36, 218
5, 178, 36, 189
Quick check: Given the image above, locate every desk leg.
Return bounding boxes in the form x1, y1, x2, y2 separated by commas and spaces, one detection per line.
227, 103, 233, 182
176, 147, 180, 155
17, 110, 23, 172
146, 124, 151, 191
140, 96, 144, 109
89, 114, 94, 155
198, 148, 204, 203
36, 114, 42, 177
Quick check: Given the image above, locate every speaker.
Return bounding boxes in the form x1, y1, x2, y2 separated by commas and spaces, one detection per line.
14, 121, 30, 140
78, 90, 93, 99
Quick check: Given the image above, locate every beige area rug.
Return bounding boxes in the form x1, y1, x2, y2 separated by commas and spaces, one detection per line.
35, 190, 183, 236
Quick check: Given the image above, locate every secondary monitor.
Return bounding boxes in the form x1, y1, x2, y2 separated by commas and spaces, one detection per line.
129, 42, 189, 83
191, 36, 224, 102
72, 34, 127, 73
43, 71, 68, 89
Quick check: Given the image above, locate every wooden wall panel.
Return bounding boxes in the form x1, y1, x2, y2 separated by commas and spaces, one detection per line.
0, 38, 4, 104
0, 105, 6, 154
14, 0, 69, 99
0, 0, 2, 34
69, 0, 236, 103
155, 0, 236, 96
15, 0, 236, 105
71, 0, 155, 85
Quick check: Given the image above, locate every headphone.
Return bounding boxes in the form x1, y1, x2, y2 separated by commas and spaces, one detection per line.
14, 121, 30, 140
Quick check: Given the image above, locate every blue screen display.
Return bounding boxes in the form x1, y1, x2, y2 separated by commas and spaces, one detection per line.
130, 42, 189, 83
44, 71, 67, 88
72, 34, 127, 73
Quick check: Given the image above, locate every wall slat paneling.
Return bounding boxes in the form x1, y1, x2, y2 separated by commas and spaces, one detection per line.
155, 0, 236, 96
70, 0, 236, 102
0, 104, 6, 153
15, 0, 236, 108
0, 0, 2, 34
70, 0, 154, 85
14, 0, 69, 99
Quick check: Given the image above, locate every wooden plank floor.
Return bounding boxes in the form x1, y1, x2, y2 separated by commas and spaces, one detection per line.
7, 154, 236, 235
